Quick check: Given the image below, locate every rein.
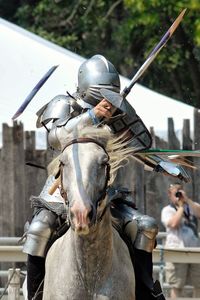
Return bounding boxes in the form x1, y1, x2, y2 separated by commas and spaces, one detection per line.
60, 137, 111, 225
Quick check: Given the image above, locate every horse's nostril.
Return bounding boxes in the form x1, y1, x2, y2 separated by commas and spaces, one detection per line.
88, 205, 97, 224
88, 207, 94, 221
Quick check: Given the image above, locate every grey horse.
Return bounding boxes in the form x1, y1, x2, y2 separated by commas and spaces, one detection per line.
42, 125, 135, 300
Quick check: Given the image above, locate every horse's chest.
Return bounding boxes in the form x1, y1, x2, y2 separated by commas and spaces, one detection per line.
44, 268, 134, 300
69, 269, 134, 300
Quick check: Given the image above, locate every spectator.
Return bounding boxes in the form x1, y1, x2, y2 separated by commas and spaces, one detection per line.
161, 182, 200, 298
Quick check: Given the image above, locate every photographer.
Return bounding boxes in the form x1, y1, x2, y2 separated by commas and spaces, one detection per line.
161, 183, 200, 299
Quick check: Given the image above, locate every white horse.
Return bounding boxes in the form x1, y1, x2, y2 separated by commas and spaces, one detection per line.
42, 125, 136, 300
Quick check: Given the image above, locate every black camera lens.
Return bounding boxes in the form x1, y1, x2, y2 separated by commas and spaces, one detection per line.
175, 191, 182, 198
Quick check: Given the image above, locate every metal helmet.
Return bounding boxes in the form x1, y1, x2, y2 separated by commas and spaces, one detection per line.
77, 55, 120, 106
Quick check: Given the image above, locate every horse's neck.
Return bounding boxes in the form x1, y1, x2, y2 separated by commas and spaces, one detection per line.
67, 210, 113, 282
113, 160, 135, 191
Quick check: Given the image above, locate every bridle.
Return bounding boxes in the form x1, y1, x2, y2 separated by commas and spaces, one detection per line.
60, 137, 111, 225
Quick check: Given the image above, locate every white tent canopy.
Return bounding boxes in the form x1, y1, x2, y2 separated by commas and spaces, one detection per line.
0, 18, 195, 146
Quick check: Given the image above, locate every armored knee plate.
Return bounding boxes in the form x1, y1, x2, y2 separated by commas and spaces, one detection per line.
134, 215, 158, 252
23, 209, 57, 257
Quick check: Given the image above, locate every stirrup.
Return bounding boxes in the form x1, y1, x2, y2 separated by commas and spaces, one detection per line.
151, 280, 166, 300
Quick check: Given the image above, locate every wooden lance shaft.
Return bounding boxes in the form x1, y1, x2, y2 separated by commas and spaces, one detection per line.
48, 176, 61, 195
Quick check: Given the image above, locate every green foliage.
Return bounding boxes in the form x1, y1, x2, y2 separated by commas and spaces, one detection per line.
1, 0, 200, 107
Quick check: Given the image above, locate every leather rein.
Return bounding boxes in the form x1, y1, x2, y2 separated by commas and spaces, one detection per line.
60, 137, 111, 224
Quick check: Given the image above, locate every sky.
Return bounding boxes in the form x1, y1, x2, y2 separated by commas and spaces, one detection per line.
0, 18, 195, 147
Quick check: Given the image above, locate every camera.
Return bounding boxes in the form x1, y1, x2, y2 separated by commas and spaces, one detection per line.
175, 191, 182, 198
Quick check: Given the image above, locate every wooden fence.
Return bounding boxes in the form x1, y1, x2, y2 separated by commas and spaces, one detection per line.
0, 236, 199, 300
1, 108, 200, 236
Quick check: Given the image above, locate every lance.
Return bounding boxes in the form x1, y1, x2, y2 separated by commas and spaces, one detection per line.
12, 65, 59, 120
100, 8, 187, 108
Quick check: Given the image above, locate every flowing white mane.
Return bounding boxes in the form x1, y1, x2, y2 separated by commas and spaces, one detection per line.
58, 125, 137, 184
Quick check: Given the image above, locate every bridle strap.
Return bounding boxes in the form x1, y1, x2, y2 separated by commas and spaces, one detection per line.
96, 190, 111, 223
62, 137, 108, 154
59, 163, 68, 202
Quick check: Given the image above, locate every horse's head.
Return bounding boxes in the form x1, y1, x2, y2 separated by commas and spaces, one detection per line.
59, 126, 112, 235
58, 125, 135, 235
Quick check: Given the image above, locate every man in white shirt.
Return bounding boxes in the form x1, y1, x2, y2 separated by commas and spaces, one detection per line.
161, 183, 200, 298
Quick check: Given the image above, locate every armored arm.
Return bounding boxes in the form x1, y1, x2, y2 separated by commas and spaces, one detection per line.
36, 94, 99, 150
107, 98, 152, 152
48, 111, 96, 150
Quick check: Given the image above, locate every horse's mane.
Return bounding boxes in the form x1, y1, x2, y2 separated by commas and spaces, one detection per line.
58, 125, 137, 184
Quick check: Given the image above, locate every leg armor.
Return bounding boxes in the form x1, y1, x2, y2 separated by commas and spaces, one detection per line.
132, 212, 158, 252
111, 201, 165, 300
23, 174, 65, 257
111, 201, 158, 252
111, 200, 164, 300
23, 209, 57, 257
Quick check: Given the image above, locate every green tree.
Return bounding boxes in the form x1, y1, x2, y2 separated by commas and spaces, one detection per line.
121, 0, 200, 107
1, 0, 200, 108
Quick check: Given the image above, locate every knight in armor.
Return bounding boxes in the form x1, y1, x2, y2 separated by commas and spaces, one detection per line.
23, 55, 166, 300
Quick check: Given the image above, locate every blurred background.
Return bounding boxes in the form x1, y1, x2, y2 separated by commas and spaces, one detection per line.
1, 1, 200, 299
